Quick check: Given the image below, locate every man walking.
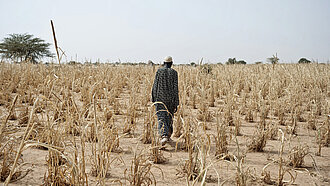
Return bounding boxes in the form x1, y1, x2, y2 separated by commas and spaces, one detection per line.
152, 56, 179, 146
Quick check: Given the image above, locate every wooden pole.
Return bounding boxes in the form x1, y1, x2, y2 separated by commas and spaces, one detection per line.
50, 20, 60, 64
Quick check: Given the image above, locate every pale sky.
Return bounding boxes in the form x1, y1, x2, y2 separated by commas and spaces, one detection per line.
0, 0, 329, 64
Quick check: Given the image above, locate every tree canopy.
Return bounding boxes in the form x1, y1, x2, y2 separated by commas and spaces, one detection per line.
0, 33, 54, 63
298, 58, 311, 64
225, 58, 246, 65
267, 54, 279, 64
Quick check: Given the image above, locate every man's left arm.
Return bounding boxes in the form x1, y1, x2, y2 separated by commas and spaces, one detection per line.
152, 71, 159, 102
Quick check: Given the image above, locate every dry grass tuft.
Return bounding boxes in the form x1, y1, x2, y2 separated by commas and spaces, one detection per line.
125, 148, 162, 186
141, 113, 153, 144
307, 113, 317, 130
247, 127, 269, 152
103, 107, 113, 124
197, 102, 212, 122
261, 129, 297, 186
173, 107, 183, 138
176, 141, 200, 181
287, 145, 309, 168
0, 141, 28, 183
214, 116, 228, 159
43, 124, 68, 185
267, 122, 279, 140
148, 137, 167, 164
319, 117, 330, 147
18, 107, 29, 126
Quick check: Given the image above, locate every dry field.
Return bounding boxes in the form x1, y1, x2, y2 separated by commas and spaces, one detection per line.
0, 62, 329, 186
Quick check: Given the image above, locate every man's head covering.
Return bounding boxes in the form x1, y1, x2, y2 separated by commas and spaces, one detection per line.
164, 56, 173, 63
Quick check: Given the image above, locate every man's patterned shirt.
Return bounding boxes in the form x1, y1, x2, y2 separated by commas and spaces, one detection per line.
152, 66, 179, 112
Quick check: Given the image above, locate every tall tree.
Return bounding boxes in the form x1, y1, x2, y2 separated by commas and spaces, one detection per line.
237, 60, 246, 64
0, 33, 54, 63
226, 58, 237, 65
267, 53, 279, 64
298, 58, 311, 64
225, 58, 246, 65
